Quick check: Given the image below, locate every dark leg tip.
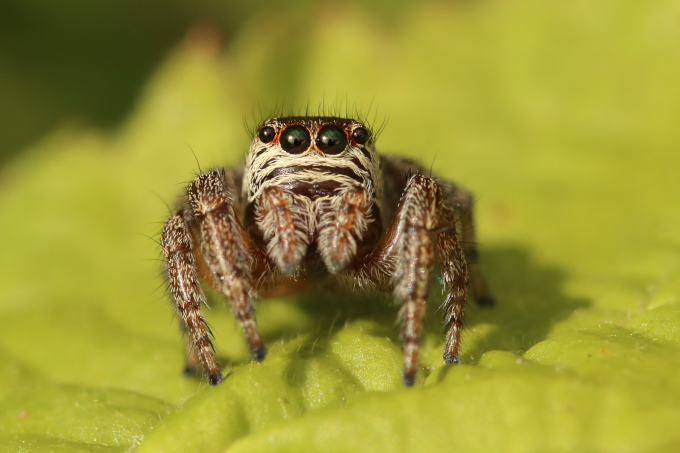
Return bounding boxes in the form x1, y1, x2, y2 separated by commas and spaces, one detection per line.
402, 372, 416, 387
208, 371, 223, 387
252, 346, 267, 362
476, 295, 495, 307
444, 353, 459, 364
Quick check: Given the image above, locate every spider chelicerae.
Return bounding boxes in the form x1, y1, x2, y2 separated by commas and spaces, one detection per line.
161, 115, 493, 387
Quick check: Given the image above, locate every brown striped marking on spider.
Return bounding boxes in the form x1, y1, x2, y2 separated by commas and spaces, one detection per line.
160, 116, 494, 387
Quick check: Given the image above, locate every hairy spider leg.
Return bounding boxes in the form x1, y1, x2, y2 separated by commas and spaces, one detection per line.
437, 206, 469, 364
347, 173, 472, 385
446, 187, 494, 306
339, 173, 477, 385
161, 212, 223, 385
382, 155, 493, 307
393, 175, 443, 386
348, 174, 444, 386
188, 170, 267, 375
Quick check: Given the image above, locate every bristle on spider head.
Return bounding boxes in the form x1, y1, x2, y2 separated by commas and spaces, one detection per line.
243, 98, 387, 142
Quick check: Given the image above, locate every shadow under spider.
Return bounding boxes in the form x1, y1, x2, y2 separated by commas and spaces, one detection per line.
454, 245, 590, 361
212, 244, 590, 385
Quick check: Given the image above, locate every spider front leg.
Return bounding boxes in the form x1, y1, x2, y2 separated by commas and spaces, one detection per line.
381, 155, 493, 307
392, 174, 444, 386
162, 169, 268, 386
161, 211, 223, 385
353, 174, 470, 385
187, 170, 266, 363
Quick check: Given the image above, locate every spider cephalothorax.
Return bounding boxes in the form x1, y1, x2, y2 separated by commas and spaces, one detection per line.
161, 116, 493, 387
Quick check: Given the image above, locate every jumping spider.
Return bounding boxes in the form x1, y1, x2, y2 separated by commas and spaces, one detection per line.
161, 116, 493, 387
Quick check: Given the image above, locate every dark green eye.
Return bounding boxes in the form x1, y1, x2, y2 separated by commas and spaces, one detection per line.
317, 126, 348, 155
280, 125, 311, 154
258, 126, 276, 143
352, 127, 369, 145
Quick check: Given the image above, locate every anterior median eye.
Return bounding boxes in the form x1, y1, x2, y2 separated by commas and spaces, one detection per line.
280, 125, 311, 154
317, 125, 348, 155
351, 127, 369, 145
258, 126, 276, 143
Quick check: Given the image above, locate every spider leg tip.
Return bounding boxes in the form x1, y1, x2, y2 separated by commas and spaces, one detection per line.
402, 372, 416, 387
252, 346, 267, 362
208, 371, 223, 386
443, 353, 459, 365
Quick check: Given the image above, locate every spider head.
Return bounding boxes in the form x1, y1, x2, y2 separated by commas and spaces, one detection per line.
253, 116, 373, 158
242, 116, 385, 275
243, 117, 381, 203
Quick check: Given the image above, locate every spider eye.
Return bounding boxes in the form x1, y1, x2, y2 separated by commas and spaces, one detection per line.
352, 127, 369, 145
258, 126, 276, 143
280, 125, 311, 154
316, 126, 348, 155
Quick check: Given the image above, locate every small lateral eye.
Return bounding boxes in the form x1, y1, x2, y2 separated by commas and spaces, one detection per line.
280, 125, 311, 154
352, 127, 369, 145
258, 126, 276, 143
317, 125, 348, 155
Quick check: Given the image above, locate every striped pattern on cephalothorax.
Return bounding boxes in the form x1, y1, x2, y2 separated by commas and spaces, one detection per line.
160, 115, 495, 388
242, 117, 383, 204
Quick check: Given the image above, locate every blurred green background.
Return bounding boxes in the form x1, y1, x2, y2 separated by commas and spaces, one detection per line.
1, 0, 680, 452
0, 0, 408, 163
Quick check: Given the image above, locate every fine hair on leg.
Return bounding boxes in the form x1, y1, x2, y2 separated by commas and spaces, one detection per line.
187, 169, 266, 362
161, 211, 223, 385
392, 174, 442, 386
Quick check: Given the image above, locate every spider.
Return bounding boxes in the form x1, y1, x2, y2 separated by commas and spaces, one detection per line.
160, 116, 493, 387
